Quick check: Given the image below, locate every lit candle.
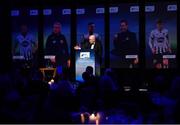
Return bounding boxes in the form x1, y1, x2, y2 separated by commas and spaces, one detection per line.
89, 113, 96, 121
50, 79, 54, 83
96, 113, 100, 120
96, 119, 99, 125
48, 81, 52, 85
81, 113, 85, 124
96, 113, 100, 125
89, 113, 100, 124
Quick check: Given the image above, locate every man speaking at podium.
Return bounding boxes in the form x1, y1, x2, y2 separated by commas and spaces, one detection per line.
74, 35, 102, 76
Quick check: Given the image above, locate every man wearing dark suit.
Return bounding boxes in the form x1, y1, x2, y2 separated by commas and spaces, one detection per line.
45, 22, 70, 68
84, 35, 102, 76
82, 35, 102, 65
74, 34, 102, 76
111, 19, 138, 68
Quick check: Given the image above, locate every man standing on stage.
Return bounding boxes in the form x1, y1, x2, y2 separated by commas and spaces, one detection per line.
111, 19, 138, 68
45, 22, 70, 68
14, 24, 38, 61
148, 19, 171, 69
74, 34, 102, 76
75, 34, 102, 63
85, 35, 102, 64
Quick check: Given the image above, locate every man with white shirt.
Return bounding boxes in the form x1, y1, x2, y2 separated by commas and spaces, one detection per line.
149, 19, 171, 55
148, 19, 172, 68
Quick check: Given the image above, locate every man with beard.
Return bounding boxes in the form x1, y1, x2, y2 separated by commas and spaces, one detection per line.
111, 19, 138, 68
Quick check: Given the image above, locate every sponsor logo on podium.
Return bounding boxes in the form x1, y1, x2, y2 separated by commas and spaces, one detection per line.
80, 52, 90, 59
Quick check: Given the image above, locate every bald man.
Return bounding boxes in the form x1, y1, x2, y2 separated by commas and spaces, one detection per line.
82, 35, 102, 64
74, 34, 102, 76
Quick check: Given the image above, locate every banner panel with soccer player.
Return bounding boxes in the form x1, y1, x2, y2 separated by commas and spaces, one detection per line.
11, 8, 38, 68
145, 3, 177, 69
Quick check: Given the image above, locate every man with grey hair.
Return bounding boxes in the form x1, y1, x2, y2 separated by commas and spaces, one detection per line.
45, 22, 70, 68
74, 34, 102, 76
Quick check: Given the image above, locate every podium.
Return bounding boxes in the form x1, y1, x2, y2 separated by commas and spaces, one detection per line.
75, 50, 95, 82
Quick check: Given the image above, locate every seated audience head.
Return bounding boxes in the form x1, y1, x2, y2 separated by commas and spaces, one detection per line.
85, 66, 93, 76
82, 71, 90, 82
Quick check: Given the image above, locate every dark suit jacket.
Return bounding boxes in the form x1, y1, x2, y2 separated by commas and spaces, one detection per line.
45, 33, 69, 67
112, 30, 138, 56
81, 40, 103, 64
